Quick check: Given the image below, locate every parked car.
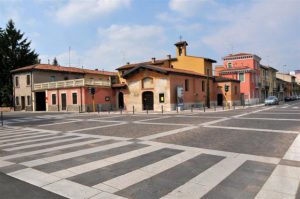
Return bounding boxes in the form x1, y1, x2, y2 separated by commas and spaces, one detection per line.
284, 96, 292, 102
265, 96, 279, 105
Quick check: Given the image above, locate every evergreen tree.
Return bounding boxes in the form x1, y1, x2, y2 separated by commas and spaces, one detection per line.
52, 57, 59, 66
0, 19, 39, 106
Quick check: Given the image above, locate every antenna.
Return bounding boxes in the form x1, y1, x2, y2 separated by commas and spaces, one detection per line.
179, 35, 182, 41
68, 46, 71, 67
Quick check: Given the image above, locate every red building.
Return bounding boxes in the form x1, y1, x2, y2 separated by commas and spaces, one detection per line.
215, 53, 261, 105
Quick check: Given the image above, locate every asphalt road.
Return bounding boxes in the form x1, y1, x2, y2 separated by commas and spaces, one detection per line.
0, 101, 300, 199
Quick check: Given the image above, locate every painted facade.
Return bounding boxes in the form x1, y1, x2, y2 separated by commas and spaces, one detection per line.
11, 64, 116, 112
115, 41, 241, 111
215, 53, 261, 105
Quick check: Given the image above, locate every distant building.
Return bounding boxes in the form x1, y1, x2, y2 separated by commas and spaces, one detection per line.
276, 72, 298, 98
259, 65, 278, 101
215, 53, 261, 105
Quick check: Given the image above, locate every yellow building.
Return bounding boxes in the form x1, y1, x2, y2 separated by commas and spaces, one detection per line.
114, 41, 240, 111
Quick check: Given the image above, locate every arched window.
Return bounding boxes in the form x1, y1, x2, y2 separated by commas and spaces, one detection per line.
142, 77, 154, 89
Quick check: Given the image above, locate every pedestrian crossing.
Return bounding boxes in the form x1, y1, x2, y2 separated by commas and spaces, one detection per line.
0, 126, 298, 199
3, 113, 79, 125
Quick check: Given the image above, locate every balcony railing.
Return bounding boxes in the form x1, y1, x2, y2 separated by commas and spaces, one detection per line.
34, 78, 111, 90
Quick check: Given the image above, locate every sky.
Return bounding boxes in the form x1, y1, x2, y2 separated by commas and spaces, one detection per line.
0, 0, 299, 72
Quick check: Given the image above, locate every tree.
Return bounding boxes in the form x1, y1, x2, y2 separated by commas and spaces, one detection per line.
52, 57, 59, 66
0, 19, 39, 106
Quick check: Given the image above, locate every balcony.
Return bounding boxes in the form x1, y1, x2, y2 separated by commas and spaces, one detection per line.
34, 78, 111, 91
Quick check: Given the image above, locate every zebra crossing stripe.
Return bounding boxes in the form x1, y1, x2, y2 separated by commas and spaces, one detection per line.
162, 156, 246, 198
0, 139, 105, 161
0, 131, 47, 139
0, 135, 73, 149
4, 136, 83, 151
21, 141, 132, 167
256, 165, 300, 198
94, 151, 202, 192
0, 133, 53, 143
51, 145, 164, 178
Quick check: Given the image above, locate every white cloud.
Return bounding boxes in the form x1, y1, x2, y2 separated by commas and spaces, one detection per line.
169, 0, 211, 17
55, 0, 131, 24
202, 0, 300, 70
41, 24, 168, 71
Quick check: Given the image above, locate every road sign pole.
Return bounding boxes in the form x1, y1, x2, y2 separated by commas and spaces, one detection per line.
92, 95, 95, 112
1, 112, 3, 126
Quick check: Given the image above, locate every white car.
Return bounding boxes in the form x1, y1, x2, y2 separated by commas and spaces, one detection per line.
265, 96, 279, 105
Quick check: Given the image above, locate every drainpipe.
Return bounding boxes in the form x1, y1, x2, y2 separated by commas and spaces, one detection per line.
31, 70, 33, 111
57, 89, 60, 111
80, 87, 83, 112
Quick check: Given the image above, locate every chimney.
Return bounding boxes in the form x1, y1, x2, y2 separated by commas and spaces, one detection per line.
95, 69, 98, 71
151, 57, 156, 63
167, 55, 171, 60
126, 62, 130, 65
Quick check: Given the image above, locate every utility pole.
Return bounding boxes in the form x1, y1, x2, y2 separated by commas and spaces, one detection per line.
206, 68, 210, 108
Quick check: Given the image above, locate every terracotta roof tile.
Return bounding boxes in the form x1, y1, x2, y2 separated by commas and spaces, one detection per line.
116, 58, 176, 70
11, 64, 117, 76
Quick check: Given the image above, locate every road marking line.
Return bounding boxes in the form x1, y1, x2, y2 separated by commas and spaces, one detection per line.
38, 120, 83, 127
8, 168, 61, 187
203, 125, 299, 134
0, 139, 104, 161
233, 107, 274, 118
139, 126, 198, 141
255, 165, 300, 197
43, 179, 100, 199
162, 156, 247, 199
3, 136, 84, 151
52, 145, 164, 178
68, 122, 127, 133
0, 134, 66, 148
236, 117, 300, 121
21, 141, 132, 167
283, 134, 300, 161
0, 133, 52, 143
97, 151, 201, 192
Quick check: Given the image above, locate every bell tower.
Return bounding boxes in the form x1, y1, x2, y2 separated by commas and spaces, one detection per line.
175, 41, 188, 57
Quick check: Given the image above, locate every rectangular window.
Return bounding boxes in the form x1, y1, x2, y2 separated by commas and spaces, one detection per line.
50, 76, 56, 82
238, 73, 245, 82
26, 75, 31, 85
159, 93, 165, 103
16, 97, 19, 106
227, 63, 232, 68
27, 96, 31, 105
185, 79, 189, 91
64, 76, 69, 80
52, 94, 56, 105
202, 81, 205, 92
72, 93, 77, 105
15, 76, 19, 87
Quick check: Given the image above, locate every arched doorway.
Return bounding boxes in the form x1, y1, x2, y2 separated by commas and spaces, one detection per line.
118, 92, 124, 109
142, 91, 154, 110
217, 94, 223, 106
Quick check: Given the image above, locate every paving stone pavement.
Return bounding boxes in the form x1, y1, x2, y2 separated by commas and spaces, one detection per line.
0, 101, 300, 198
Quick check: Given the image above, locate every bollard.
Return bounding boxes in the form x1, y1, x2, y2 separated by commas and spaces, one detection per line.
233, 103, 235, 110
146, 105, 149, 114
191, 105, 193, 113
214, 103, 216, 111
223, 104, 224, 110
176, 106, 179, 114
161, 105, 164, 114
133, 106, 135, 115
78, 105, 80, 113
1, 112, 3, 126
203, 104, 206, 112
97, 105, 99, 114
120, 108, 122, 115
